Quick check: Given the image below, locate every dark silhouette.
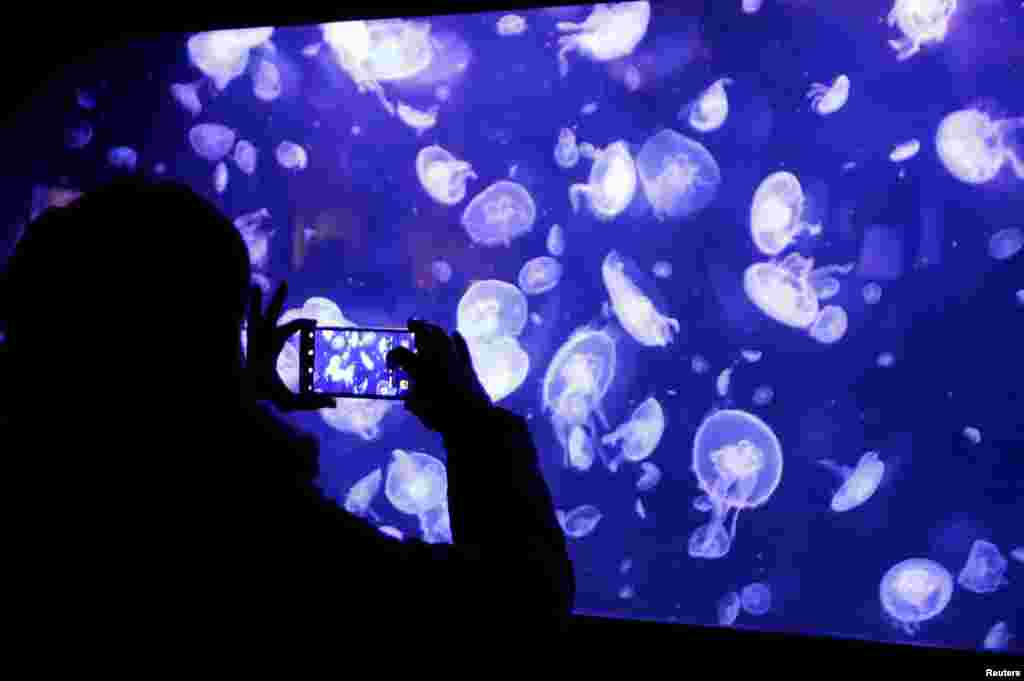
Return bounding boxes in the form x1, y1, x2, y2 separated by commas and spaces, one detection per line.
2, 177, 574, 641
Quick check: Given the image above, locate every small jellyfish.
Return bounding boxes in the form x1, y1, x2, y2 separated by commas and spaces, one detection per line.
637, 461, 662, 492
752, 385, 774, 407
397, 101, 439, 136
554, 128, 580, 170
880, 558, 954, 635
602, 397, 665, 471
153, 162, 167, 175
107, 146, 138, 171
189, 123, 237, 163
620, 558, 633, 575
863, 282, 883, 305
65, 121, 93, 149
569, 141, 638, 221
556, 1, 651, 78
623, 65, 642, 92
740, 582, 772, 615
188, 28, 273, 90
430, 259, 453, 283
603, 251, 680, 347
385, 449, 447, 516
344, 468, 383, 521
618, 585, 635, 600
213, 161, 229, 194
637, 129, 721, 221
809, 274, 840, 301
984, 621, 1012, 652
808, 305, 849, 345
170, 81, 203, 116
253, 58, 282, 101
877, 352, 896, 368
1012, 547, 1024, 564
936, 109, 1024, 185
1017, 290, 1024, 306
457, 279, 528, 341
741, 349, 762, 363
806, 75, 850, 115
276, 141, 308, 170
379, 525, 404, 540
963, 426, 981, 445
686, 78, 733, 133
581, 102, 598, 116
890, 139, 921, 162
989, 228, 1023, 261
462, 181, 536, 246
750, 172, 822, 256
568, 424, 595, 472
547, 224, 565, 257
692, 355, 710, 374
531, 312, 543, 326
465, 335, 530, 403
496, 14, 527, 36
635, 498, 647, 519
693, 494, 713, 512
717, 591, 741, 625
416, 145, 478, 206
518, 256, 563, 296
818, 451, 885, 512
887, 0, 958, 61
559, 504, 603, 539
652, 261, 672, 279
233, 208, 274, 269
233, 140, 258, 176
716, 366, 734, 398
744, 253, 820, 329
958, 540, 1009, 594
742, 0, 764, 13
77, 89, 95, 110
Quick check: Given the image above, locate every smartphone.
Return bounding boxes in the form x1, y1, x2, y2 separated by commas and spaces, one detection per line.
300, 326, 415, 399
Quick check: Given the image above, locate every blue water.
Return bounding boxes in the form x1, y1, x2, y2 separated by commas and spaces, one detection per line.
9, 0, 1024, 654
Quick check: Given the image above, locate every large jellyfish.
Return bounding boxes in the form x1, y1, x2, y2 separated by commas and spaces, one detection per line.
957, 539, 1010, 594
935, 109, 1024, 185
880, 558, 954, 635
385, 449, 447, 516
808, 305, 849, 344
170, 81, 203, 116
569, 141, 638, 221
686, 78, 733, 133
988, 227, 1023, 261
252, 58, 282, 101
818, 451, 885, 512
554, 128, 580, 170
416, 145, 478, 206
717, 591, 741, 625
602, 250, 680, 347
456, 279, 528, 341
806, 75, 850, 116
461, 181, 537, 247
187, 27, 274, 91
750, 172, 822, 256
555, 2, 651, 78
601, 397, 665, 472
189, 123, 236, 162
887, 0, 958, 61
518, 256, 564, 295
637, 129, 721, 221
740, 582, 772, 615
465, 335, 530, 403
743, 253, 821, 329
557, 505, 603, 539
344, 468, 382, 521
689, 409, 783, 560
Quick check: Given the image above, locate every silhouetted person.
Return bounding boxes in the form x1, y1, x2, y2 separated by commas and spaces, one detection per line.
3, 177, 574, 644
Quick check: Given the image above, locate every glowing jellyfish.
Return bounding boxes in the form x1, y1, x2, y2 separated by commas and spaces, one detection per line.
890, 139, 921, 162
233, 208, 274, 270
568, 424, 596, 472
187, 28, 274, 90
716, 367, 734, 398
66, 121, 93, 149
636, 498, 647, 519
547, 224, 565, 256
637, 129, 721, 221
581, 102, 598, 116
809, 274, 840, 301
554, 128, 580, 170
416, 145, 478, 206
808, 305, 849, 345
989, 228, 1023, 261
818, 451, 885, 512
602, 397, 665, 472
379, 526, 404, 540
880, 558, 954, 634
984, 621, 1011, 651
276, 141, 308, 170
686, 78, 733, 133
936, 109, 1024, 185
253, 58, 282, 101
431, 259, 453, 283
961, 426, 981, 444
385, 449, 447, 516
518, 256, 563, 296
213, 162, 228, 194
107, 147, 138, 171
569, 141, 638, 221
602, 251, 680, 347
397, 102, 439, 136
233, 140, 258, 176
418, 502, 452, 544
170, 81, 202, 116
958, 540, 1009, 594
741, 349, 762, 363
652, 261, 672, 279
1012, 547, 1024, 564
555, 1, 651, 78
465, 335, 530, 403
863, 282, 883, 305
689, 410, 783, 560
752, 385, 774, 407
461, 181, 536, 247
559, 504, 603, 539
740, 582, 772, 615
344, 468, 382, 520
806, 75, 850, 115
189, 123, 236, 162
750, 172, 822, 256
456, 279, 528, 341
887, 0, 958, 61
620, 558, 633, 575
322, 398, 395, 439
742, 0, 764, 13
692, 355, 710, 374
744, 254, 820, 329
637, 461, 662, 492
718, 591, 741, 625
618, 585, 635, 600
497, 14, 527, 36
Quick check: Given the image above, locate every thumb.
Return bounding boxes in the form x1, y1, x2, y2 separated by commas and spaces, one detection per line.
387, 346, 419, 378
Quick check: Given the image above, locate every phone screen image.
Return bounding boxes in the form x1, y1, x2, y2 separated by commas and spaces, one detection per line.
303, 327, 414, 399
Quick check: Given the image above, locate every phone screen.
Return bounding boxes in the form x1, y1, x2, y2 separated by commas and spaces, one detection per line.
301, 327, 414, 399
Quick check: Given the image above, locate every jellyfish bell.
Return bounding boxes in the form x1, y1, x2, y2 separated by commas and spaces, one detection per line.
936, 109, 1024, 185
416, 145, 477, 206
233, 140, 258, 175
636, 461, 662, 492
637, 129, 721, 221
687, 77, 733, 133
602, 251, 680, 348
880, 558, 954, 635
465, 335, 530, 403
743, 254, 820, 330
456, 279, 528, 342
547, 224, 566, 256
321, 399, 395, 440
717, 591, 741, 625
188, 28, 273, 91
601, 396, 665, 472
396, 102, 439, 136
496, 14, 527, 36
887, 0, 958, 61
170, 81, 203, 116
555, 1, 651, 78
554, 128, 580, 170
808, 305, 849, 345
740, 582, 772, 615
688, 522, 732, 559
957, 539, 1010, 594
344, 468, 383, 520
819, 451, 885, 512
890, 139, 921, 163
461, 181, 537, 247
189, 123, 237, 162
276, 141, 308, 170
750, 172, 821, 256
806, 75, 850, 116
988, 227, 1023, 261
385, 449, 447, 516
560, 504, 603, 539
569, 141, 638, 221
518, 256, 564, 296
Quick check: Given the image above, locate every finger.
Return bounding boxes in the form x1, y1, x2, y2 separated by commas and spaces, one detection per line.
276, 318, 316, 340
248, 285, 263, 327
267, 281, 289, 324
387, 346, 420, 379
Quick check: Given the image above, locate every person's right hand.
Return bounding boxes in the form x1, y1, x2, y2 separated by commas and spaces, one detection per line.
386, 319, 493, 434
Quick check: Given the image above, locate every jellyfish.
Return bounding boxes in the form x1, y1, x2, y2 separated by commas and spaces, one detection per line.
554, 128, 580, 170
716, 367, 734, 399
107, 146, 138, 171
989, 228, 1023, 261
936, 109, 1024, 185
691, 355, 710, 374
276, 338, 301, 394
717, 591, 741, 625
418, 501, 452, 544
233, 140, 258, 176
741, 349, 763, 363
818, 451, 885, 512
635, 498, 647, 519
636, 461, 662, 492
875, 352, 895, 368
809, 274, 840, 301
686, 78, 733, 133
568, 424, 596, 472
547, 224, 565, 257
862, 282, 883, 305
385, 449, 447, 516
602, 251, 680, 347
689, 410, 783, 560
1012, 547, 1024, 564
189, 123, 236, 162
569, 141, 638, 221
461, 181, 537, 247
431, 259, 453, 283
559, 504, 603, 539
752, 385, 774, 407
880, 558, 954, 635
601, 397, 665, 472
742, 0, 764, 13
650, 261, 673, 279
887, 0, 958, 61
276, 141, 308, 170
555, 1, 650, 77
808, 305, 848, 345
170, 81, 203, 116
740, 582, 772, 615
637, 129, 721, 221
750, 172, 822, 256
497, 14, 527, 36
416, 145, 478, 206
188, 28, 274, 91
890, 139, 921, 162
65, 121, 93, 149
379, 526, 404, 540
464, 335, 530, 403
213, 162, 229, 194
806, 75, 850, 115
744, 253, 820, 329
620, 558, 633, 575
344, 468, 383, 521
962, 426, 982, 445
252, 58, 282, 102
396, 102, 439, 136
984, 621, 1012, 652
456, 279, 528, 341
233, 208, 274, 269
958, 539, 1010, 594
581, 102, 598, 116
518, 256, 564, 296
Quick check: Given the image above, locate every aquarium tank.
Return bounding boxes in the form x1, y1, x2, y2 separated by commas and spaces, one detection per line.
5, 0, 1023, 655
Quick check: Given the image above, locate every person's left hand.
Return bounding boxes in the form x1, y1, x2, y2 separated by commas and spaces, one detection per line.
244, 281, 336, 412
